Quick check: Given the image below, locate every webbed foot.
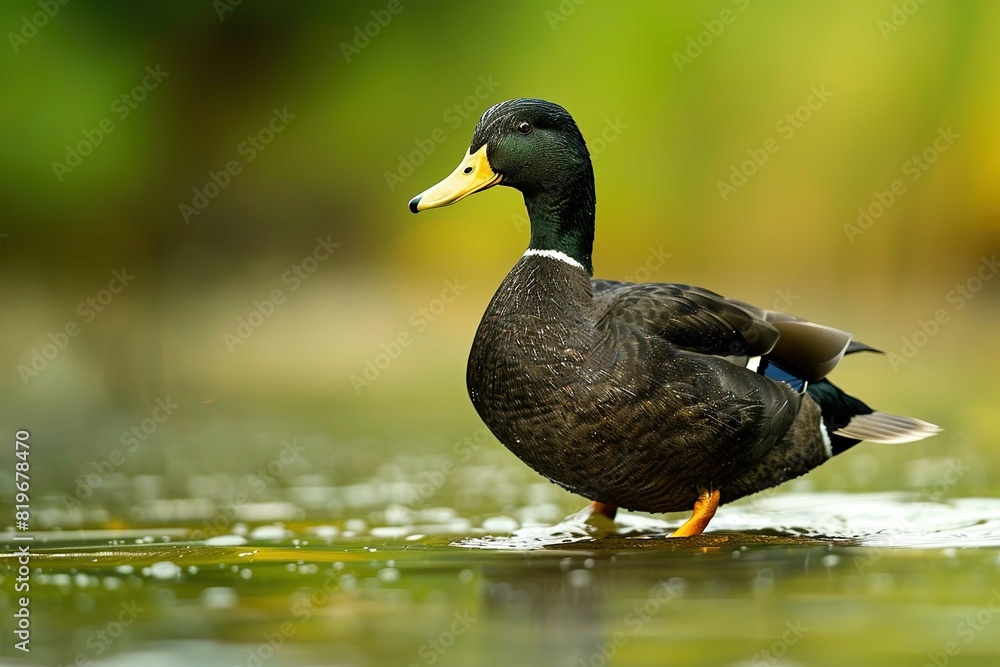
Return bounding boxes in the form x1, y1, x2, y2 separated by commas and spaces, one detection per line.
670, 489, 720, 537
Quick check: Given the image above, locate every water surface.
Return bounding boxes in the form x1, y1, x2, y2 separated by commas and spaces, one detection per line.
4, 492, 1000, 666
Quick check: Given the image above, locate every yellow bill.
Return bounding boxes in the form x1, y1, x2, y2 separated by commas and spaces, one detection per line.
409, 145, 501, 213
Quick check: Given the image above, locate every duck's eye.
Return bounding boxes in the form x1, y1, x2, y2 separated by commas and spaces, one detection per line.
516, 121, 532, 135
463, 166, 473, 174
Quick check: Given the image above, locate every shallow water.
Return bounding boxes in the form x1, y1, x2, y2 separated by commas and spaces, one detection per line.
4, 493, 1000, 666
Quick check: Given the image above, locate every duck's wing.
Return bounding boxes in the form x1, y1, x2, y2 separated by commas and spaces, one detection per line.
591, 280, 871, 382
590, 280, 800, 464
591, 281, 780, 363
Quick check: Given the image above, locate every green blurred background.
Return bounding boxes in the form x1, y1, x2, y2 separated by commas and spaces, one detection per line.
4, 2, 1000, 666
1, 0, 999, 516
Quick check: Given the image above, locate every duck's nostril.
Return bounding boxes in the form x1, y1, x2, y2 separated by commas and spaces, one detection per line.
463, 166, 473, 174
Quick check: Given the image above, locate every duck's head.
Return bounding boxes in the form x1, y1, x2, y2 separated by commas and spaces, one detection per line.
409, 98, 596, 273
408, 98, 592, 212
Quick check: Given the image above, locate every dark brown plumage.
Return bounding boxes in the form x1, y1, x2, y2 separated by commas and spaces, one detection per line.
467, 256, 817, 513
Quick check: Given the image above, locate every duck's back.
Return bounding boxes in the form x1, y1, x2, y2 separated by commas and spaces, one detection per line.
467, 255, 808, 513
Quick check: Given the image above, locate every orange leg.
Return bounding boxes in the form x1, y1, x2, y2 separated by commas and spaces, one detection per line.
590, 501, 618, 521
670, 489, 721, 537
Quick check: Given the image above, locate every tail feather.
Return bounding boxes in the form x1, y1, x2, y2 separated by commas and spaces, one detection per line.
834, 411, 942, 444
805, 379, 941, 455
844, 340, 884, 356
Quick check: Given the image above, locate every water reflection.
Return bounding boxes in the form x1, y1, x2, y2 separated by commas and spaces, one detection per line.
480, 557, 692, 667
6, 493, 1000, 665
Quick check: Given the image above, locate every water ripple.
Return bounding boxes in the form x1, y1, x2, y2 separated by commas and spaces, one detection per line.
457, 493, 1000, 550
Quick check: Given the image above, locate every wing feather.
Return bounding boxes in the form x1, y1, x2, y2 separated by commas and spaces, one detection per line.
592, 281, 780, 362
592, 280, 866, 382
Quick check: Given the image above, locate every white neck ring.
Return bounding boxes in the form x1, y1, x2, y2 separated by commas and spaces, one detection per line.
522, 248, 586, 271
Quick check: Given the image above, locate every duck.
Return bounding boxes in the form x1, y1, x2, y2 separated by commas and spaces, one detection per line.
408, 98, 941, 537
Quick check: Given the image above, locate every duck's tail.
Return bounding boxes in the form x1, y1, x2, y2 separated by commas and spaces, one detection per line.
806, 380, 942, 455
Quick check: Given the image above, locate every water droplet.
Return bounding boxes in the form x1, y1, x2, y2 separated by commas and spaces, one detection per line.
378, 567, 401, 583
483, 516, 519, 533
200, 587, 238, 609
313, 525, 339, 540
345, 518, 367, 532
205, 535, 247, 546
370, 526, 409, 539
249, 524, 287, 540
149, 561, 181, 580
